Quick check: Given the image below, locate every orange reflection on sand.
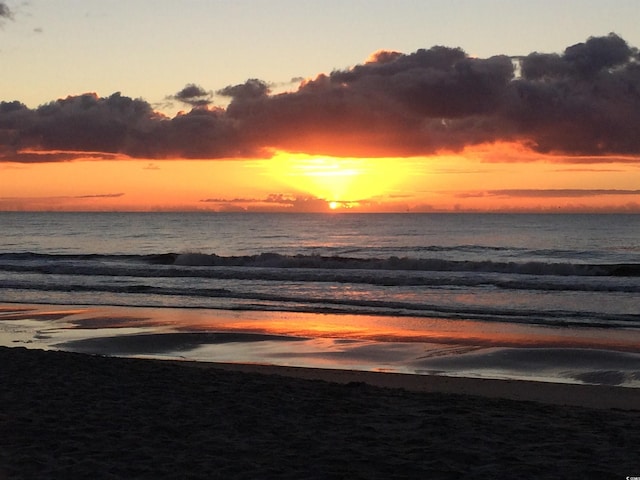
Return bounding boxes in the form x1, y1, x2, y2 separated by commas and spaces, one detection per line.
0, 308, 90, 321
9, 305, 640, 356
197, 312, 640, 353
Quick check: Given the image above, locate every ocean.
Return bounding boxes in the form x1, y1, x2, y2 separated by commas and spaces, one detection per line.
1, 212, 640, 385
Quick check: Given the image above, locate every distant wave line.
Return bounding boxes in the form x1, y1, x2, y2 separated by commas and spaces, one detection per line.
1, 251, 639, 277
2, 280, 638, 328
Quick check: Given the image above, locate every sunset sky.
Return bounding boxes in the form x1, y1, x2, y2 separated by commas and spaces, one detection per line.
1, 0, 640, 212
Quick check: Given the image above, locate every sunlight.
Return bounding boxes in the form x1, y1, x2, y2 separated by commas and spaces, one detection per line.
266, 151, 413, 206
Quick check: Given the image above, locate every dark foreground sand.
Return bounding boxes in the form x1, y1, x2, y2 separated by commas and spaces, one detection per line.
1, 347, 639, 479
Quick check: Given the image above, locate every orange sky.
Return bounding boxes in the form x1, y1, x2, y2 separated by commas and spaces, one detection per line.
2, 34, 640, 213
2, 143, 639, 213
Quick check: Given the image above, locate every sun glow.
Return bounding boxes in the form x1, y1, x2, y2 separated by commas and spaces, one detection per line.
266, 151, 414, 208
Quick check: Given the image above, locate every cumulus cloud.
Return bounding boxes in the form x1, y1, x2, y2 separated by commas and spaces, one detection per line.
170, 84, 214, 108
1, 33, 640, 163
510, 34, 640, 155
0, 92, 252, 160
218, 78, 270, 100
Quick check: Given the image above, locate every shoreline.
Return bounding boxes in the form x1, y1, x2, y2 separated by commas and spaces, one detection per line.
185, 360, 640, 410
3, 343, 640, 410
1, 346, 639, 479
2, 302, 640, 391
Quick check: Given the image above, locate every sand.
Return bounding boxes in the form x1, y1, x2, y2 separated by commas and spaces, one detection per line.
1, 346, 639, 479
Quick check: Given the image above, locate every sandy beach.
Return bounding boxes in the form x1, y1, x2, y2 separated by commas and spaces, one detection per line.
1, 346, 639, 479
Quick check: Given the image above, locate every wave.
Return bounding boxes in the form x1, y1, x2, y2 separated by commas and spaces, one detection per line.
3, 278, 639, 329
2, 251, 639, 277
3, 251, 639, 329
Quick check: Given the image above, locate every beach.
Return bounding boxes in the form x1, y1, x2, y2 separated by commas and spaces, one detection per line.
2, 213, 640, 478
3, 303, 640, 390
3, 8, 640, 478
1, 346, 639, 479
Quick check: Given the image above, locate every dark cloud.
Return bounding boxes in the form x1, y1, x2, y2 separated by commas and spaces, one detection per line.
228, 47, 516, 156
201, 193, 312, 205
201, 193, 331, 212
217, 78, 270, 100
200, 197, 255, 203
0, 151, 121, 163
170, 84, 214, 108
552, 167, 627, 173
1, 33, 640, 163
0, 2, 12, 21
519, 34, 632, 80
74, 193, 124, 199
0, 93, 254, 161
509, 33, 640, 155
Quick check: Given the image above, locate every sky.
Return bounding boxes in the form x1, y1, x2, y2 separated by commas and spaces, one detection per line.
1, 0, 640, 212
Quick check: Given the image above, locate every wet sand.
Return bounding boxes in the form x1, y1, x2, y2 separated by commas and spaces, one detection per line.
1, 346, 639, 479
3, 303, 640, 388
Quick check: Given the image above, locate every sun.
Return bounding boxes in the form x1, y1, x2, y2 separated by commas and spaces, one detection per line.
266, 151, 413, 208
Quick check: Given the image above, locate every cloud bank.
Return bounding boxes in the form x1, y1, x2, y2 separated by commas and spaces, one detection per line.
1, 34, 639, 163
200, 193, 331, 212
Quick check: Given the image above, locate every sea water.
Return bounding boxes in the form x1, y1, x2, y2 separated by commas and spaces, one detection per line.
1, 212, 638, 328
1, 212, 640, 384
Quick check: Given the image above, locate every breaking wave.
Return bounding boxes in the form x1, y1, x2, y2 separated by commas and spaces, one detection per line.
2, 251, 639, 328
2, 251, 639, 278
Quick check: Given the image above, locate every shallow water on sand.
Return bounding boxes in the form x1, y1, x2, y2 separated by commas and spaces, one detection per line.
2, 304, 640, 387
